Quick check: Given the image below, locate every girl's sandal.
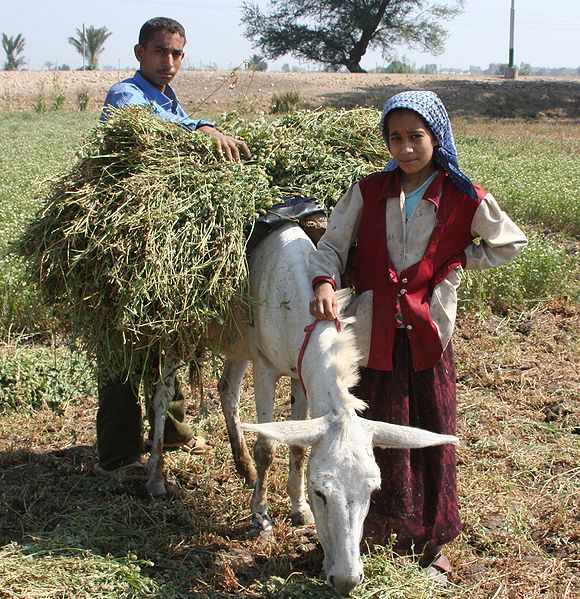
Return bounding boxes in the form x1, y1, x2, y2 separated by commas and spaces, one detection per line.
422, 554, 452, 587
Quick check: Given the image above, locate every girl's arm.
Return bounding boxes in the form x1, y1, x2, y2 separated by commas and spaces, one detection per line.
465, 192, 528, 269
309, 183, 363, 320
309, 183, 363, 280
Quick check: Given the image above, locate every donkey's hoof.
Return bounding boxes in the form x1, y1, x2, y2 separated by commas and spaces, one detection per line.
290, 507, 315, 526
244, 475, 257, 489
241, 470, 257, 489
146, 479, 167, 497
248, 513, 274, 539
234, 461, 257, 488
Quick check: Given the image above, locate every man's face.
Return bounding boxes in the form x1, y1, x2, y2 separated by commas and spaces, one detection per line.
134, 29, 186, 92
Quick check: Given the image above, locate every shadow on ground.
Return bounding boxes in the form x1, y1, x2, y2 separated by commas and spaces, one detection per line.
0, 443, 325, 597
317, 78, 580, 120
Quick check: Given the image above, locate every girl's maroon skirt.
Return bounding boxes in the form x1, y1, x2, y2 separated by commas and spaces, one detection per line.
354, 329, 461, 554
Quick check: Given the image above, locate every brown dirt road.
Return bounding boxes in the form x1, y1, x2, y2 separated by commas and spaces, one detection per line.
1, 70, 579, 120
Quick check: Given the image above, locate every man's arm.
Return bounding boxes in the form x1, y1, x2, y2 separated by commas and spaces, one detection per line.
196, 125, 251, 162
102, 82, 250, 161
101, 82, 214, 130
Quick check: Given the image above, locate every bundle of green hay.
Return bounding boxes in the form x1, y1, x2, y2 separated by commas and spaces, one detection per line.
225, 107, 386, 207
17, 106, 387, 374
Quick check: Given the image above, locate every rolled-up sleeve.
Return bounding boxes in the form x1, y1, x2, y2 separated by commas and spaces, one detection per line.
465, 192, 528, 270
172, 103, 214, 132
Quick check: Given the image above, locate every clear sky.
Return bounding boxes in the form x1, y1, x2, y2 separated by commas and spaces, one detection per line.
2, 0, 579, 72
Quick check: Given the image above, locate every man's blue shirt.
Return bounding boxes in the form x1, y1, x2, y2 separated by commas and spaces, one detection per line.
101, 70, 214, 131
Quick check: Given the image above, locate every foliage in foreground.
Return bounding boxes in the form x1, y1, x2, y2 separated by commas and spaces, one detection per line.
0, 343, 95, 413
0, 543, 158, 598
459, 233, 577, 312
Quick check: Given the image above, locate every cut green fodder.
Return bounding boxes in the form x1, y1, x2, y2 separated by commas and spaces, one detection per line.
0, 543, 159, 598
16, 106, 387, 374
253, 544, 458, 598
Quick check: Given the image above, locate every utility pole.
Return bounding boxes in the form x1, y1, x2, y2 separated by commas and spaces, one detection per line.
506, 0, 517, 78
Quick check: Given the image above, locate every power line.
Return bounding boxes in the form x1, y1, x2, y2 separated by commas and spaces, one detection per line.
453, 19, 580, 31
112, 0, 240, 10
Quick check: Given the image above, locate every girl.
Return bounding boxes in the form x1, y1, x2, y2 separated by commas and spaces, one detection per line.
309, 91, 527, 584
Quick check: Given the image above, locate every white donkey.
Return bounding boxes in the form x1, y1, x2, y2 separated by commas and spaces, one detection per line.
147, 222, 458, 596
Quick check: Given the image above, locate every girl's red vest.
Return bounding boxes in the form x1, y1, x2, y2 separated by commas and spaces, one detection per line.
355, 170, 485, 372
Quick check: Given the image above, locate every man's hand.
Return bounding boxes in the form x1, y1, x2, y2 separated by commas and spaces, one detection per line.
197, 125, 251, 162
310, 281, 338, 320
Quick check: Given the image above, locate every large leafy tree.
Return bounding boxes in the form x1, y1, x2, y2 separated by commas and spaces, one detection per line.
2, 33, 26, 71
68, 25, 112, 70
242, 0, 463, 73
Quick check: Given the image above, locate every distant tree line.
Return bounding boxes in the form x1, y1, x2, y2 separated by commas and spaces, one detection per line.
370, 59, 579, 77
2, 19, 578, 76
1, 25, 112, 71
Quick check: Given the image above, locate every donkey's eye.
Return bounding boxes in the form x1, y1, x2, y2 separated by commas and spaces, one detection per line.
314, 489, 327, 505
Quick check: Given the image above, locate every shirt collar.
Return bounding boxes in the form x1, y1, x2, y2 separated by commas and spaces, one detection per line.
133, 70, 180, 113
422, 170, 446, 208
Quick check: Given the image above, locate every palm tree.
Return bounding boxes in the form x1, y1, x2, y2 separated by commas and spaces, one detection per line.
246, 54, 268, 72
2, 33, 26, 70
68, 25, 112, 70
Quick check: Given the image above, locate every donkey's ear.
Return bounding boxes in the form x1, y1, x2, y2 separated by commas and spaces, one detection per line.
242, 416, 330, 448
360, 419, 459, 449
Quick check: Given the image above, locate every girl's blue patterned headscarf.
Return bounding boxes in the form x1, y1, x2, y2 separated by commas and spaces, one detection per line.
380, 90, 477, 199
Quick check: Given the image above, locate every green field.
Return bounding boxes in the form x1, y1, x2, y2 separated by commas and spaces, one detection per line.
0, 111, 579, 598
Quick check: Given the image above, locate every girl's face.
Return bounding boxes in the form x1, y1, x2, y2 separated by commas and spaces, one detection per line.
387, 110, 437, 181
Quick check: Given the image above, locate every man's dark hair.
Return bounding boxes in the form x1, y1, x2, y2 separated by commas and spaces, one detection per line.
138, 17, 186, 46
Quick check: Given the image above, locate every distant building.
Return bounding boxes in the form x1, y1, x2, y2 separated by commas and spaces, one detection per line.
486, 63, 508, 76
418, 64, 438, 74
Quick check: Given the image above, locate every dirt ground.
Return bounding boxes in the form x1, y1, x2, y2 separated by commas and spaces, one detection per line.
0, 303, 578, 598
1, 70, 579, 120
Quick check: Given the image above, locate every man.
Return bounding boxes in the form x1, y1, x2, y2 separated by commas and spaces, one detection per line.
95, 17, 250, 480
102, 16, 250, 160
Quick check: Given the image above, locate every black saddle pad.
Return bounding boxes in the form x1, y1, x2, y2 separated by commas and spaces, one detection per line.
246, 196, 326, 255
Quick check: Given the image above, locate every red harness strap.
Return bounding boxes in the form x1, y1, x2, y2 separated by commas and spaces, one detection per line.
297, 318, 341, 398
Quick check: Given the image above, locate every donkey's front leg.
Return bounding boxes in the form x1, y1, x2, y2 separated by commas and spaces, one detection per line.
146, 354, 179, 496
288, 378, 314, 526
249, 361, 278, 537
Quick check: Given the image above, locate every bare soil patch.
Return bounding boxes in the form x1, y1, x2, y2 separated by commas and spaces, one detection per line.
1, 70, 579, 120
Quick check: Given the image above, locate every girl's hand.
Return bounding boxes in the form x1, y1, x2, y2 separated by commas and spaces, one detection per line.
310, 282, 337, 320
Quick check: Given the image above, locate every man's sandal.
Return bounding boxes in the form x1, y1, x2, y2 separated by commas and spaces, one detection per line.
94, 461, 149, 481
422, 554, 452, 587
144, 436, 213, 454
